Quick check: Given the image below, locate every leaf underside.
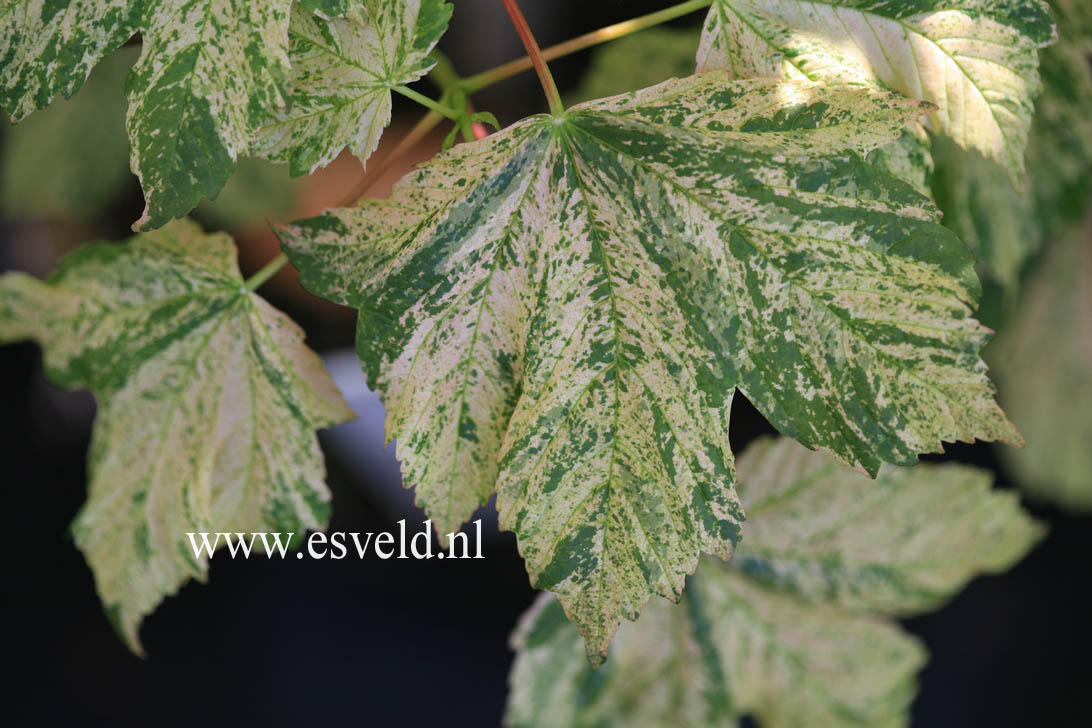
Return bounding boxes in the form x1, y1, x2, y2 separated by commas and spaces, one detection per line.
280, 74, 1018, 662
505, 437, 1043, 728
0, 219, 353, 652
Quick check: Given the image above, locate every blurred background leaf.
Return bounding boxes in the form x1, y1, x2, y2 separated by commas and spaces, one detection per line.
566, 27, 700, 104
0, 46, 304, 234
989, 220, 1092, 513
195, 157, 305, 232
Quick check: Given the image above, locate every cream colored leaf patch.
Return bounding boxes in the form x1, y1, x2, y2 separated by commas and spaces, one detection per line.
505, 437, 1043, 728
256, 0, 452, 176
280, 74, 1019, 663
0, 219, 354, 652
697, 0, 1056, 183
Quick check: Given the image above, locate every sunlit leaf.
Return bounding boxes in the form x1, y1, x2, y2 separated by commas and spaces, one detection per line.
932, 0, 1092, 293
990, 221, 1092, 512
697, 0, 1056, 183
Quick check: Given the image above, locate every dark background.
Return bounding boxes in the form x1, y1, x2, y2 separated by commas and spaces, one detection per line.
3, 1, 1089, 725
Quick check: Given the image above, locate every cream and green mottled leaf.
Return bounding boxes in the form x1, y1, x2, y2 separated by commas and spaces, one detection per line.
0, 219, 353, 652
256, 0, 452, 176
932, 0, 1092, 291
697, 0, 1056, 183
1, 46, 137, 221
299, 0, 351, 19
280, 74, 1018, 662
505, 437, 1042, 728
734, 436, 1044, 612
0, 0, 139, 121
990, 222, 1092, 512
127, 0, 294, 230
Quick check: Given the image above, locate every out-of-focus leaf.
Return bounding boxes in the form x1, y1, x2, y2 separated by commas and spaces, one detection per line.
867, 125, 934, 198
568, 27, 701, 105
732, 436, 1044, 614
506, 437, 1043, 728
932, 137, 1040, 291
1026, 0, 1092, 233
1, 46, 136, 221
990, 221, 1092, 512
196, 157, 304, 231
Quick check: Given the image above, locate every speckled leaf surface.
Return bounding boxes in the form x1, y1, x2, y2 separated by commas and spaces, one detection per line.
0, 219, 353, 652
256, 0, 452, 176
990, 222, 1092, 512
505, 437, 1042, 728
732, 436, 1043, 613
932, 0, 1092, 292
0, 0, 139, 121
697, 0, 1056, 183
299, 0, 351, 19
127, 0, 294, 230
281, 74, 1019, 662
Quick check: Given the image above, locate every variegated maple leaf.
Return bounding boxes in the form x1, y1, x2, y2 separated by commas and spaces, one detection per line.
0, 219, 354, 652
506, 437, 1043, 728
697, 0, 1057, 183
0, 0, 140, 120
256, 0, 452, 176
126, 0, 296, 230
1, 0, 452, 230
280, 74, 1020, 662
0, 0, 296, 230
